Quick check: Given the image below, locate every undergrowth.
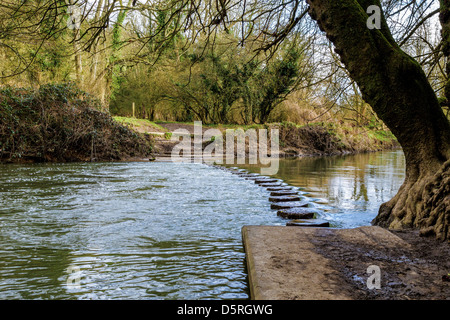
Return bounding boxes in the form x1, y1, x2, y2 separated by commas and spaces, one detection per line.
276, 122, 398, 156
0, 83, 154, 163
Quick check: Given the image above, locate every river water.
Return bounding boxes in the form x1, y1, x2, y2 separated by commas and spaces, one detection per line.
0, 149, 405, 299
239, 149, 406, 229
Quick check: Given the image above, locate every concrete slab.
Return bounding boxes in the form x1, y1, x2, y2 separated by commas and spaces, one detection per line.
241, 225, 411, 300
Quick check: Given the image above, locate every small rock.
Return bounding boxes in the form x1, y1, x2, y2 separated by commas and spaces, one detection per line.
269, 195, 301, 202
419, 226, 435, 237
286, 219, 330, 227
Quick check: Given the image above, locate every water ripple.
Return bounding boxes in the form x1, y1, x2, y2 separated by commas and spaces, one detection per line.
0, 161, 281, 299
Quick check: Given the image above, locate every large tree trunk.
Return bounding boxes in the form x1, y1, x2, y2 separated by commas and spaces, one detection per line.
306, 0, 450, 241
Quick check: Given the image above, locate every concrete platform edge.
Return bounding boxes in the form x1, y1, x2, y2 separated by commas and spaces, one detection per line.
241, 225, 413, 300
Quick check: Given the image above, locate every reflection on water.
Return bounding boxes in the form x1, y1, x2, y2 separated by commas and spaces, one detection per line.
239, 149, 405, 228
0, 149, 405, 299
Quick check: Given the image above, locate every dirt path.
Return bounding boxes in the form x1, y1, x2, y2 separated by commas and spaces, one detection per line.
313, 228, 450, 300
152, 122, 219, 157
155, 122, 213, 134
243, 225, 450, 300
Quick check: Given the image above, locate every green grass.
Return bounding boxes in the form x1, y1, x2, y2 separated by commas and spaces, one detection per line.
113, 116, 168, 132
113, 117, 398, 152
152, 120, 268, 132
367, 129, 397, 142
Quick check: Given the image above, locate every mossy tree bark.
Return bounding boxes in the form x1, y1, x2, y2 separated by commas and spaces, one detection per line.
306, 0, 450, 241
441, 0, 450, 106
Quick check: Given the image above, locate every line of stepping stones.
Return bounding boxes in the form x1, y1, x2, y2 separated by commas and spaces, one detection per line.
213, 166, 331, 228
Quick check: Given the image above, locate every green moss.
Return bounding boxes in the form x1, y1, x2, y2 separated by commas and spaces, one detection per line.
367, 129, 396, 142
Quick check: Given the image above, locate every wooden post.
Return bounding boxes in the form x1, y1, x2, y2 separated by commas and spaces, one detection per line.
132, 102, 135, 118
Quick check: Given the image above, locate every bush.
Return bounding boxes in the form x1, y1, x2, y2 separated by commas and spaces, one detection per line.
0, 83, 154, 162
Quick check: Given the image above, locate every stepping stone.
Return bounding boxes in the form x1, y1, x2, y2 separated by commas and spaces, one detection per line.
260, 183, 283, 188
266, 187, 292, 192
271, 201, 309, 210
245, 176, 262, 180
234, 171, 250, 175
255, 178, 279, 184
270, 190, 298, 197
269, 195, 301, 202
286, 219, 330, 227
277, 207, 317, 219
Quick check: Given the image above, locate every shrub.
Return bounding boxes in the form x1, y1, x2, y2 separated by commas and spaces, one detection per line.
0, 83, 154, 162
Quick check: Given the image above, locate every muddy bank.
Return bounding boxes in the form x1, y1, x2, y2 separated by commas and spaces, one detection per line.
276, 122, 399, 157
311, 228, 450, 300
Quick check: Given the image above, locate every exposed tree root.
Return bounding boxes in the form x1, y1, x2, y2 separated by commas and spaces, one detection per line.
374, 160, 450, 242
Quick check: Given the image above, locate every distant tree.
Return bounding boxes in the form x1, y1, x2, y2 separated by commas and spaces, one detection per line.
251, 46, 304, 124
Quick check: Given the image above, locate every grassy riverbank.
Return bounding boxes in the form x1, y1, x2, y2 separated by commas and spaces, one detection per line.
113, 117, 399, 158
276, 121, 398, 156
0, 84, 154, 163
0, 83, 397, 164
